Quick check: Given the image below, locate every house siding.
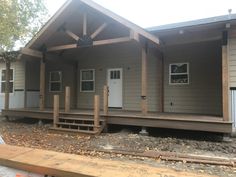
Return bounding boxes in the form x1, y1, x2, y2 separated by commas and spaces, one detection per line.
229, 36, 236, 87
0, 60, 25, 109
45, 57, 77, 108
74, 42, 161, 111
163, 41, 222, 115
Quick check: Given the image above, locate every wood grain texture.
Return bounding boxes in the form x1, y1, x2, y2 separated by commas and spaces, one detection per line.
0, 145, 216, 177
222, 45, 229, 121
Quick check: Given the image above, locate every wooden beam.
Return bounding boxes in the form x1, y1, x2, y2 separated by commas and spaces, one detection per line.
20, 48, 43, 58
222, 45, 229, 121
65, 30, 79, 41
141, 43, 148, 116
4, 61, 10, 110
130, 30, 140, 42
83, 12, 87, 36
80, 0, 160, 45
94, 95, 100, 132
103, 85, 108, 115
91, 23, 107, 39
93, 37, 131, 46
39, 58, 45, 111
47, 37, 131, 52
53, 95, 59, 128
65, 86, 71, 113
47, 44, 77, 52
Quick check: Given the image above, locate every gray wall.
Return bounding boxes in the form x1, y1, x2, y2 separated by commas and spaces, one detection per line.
163, 40, 222, 115
73, 42, 161, 111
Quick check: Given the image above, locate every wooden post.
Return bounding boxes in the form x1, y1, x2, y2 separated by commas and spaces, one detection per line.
222, 45, 229, 121
103, 85, 108, 115
4, 61, 10, 110
94, 95, 100, 132
53, 95, 59, 128
65, 86, 71, 113
83, 12, 87, 36
159, 52, 164, 113
39, 58, 45, 111
141, 43, 148, 115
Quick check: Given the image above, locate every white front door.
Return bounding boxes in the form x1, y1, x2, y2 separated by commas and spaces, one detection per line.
107, 68, 123, 108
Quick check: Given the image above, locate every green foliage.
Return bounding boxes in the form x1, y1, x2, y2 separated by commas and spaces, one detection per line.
0, 0, 48, 52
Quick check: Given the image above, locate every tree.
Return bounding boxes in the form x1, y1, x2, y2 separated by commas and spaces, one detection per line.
0, 0, 48, 52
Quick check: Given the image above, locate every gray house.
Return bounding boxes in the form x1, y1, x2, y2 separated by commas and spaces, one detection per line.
1, 0, 236, 134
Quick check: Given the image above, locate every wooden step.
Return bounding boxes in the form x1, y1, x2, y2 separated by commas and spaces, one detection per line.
56, 122, 100, 128
50, 127, 98, 134
59, 116, 105, 122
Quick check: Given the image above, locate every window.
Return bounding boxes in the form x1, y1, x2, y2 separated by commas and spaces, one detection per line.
49, 71, 62, 92
1, 69, 14, 93
169, 63, 189, 85
80, 69, 95, 92
110, 70, 120, 79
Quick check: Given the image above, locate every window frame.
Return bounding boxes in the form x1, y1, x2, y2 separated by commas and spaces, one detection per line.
80, 69, 95, 92
49, 71, 62, 92
0, 68, 14, 94
169, 62, 189, 85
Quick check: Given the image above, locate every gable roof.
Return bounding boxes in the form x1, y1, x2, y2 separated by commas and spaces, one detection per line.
26, 0, 160, 50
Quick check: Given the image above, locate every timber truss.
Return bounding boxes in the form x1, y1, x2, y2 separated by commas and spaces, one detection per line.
20, 11, 142, 58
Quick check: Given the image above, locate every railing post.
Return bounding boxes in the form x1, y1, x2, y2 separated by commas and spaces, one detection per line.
53, 95, 59, 128
94, 95, 100, 132
65, 86, 71, 113
103, 85, 108, 115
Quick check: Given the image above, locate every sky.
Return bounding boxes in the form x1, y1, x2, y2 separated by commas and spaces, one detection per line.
45, 0, 236, 28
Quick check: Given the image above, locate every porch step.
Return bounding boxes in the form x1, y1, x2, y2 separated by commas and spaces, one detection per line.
56, 122, 97, 128
50, 127, 98, 134
52, 116, 106, 135
59, 116, 105, 122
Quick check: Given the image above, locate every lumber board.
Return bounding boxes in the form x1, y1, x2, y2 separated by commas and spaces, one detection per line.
0, 145, 216, 177
222, 45, 229, 121
91, 23, 107, 39
20, 48, 43, 58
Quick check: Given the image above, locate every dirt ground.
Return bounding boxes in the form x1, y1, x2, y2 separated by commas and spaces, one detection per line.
0, 117, 235, 177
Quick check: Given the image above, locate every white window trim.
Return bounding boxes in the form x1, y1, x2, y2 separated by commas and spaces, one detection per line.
0, 67, 14, 95
80, 69, 95, 92
49, 71, 62, 92
169, 62, 189, 85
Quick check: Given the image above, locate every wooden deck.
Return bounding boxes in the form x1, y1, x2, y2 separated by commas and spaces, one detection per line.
1, 108, 232, 133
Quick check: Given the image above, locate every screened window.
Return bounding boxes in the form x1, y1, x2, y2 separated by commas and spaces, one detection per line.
169, 63, 189, 85
1, 69, 14, 93
80, 69, 95, 92
49, 71, 62, 92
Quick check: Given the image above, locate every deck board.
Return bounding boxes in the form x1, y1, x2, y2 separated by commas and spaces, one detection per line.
1, 108, 232, 133
0, 145, 216, 177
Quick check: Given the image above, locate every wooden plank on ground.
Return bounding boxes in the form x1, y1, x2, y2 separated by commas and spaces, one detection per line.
0, 145, 216, 177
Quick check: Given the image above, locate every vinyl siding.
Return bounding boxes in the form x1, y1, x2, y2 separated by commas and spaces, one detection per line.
45, 57, 77, 108
229, 36, 236, 87
0, 60, 25, 110
163, 40, 222, 115
0, 60, 25, 90
72, 42, 161, 111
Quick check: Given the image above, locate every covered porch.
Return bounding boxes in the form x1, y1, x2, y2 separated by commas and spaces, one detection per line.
1, 0, 232, 134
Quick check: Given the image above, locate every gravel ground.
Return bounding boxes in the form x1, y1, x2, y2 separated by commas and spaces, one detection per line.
0, 117, 235, 177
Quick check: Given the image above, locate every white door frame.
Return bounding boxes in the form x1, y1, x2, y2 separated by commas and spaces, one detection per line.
107, 68, 123, 108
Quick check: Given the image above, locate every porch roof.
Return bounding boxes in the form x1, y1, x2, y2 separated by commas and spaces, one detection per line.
24, 0, 160, 52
